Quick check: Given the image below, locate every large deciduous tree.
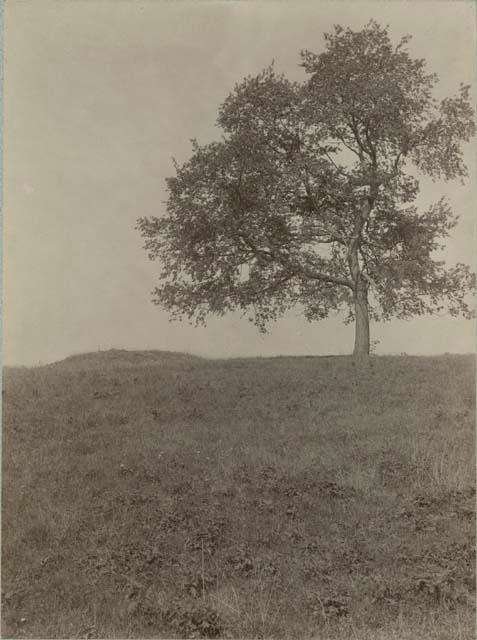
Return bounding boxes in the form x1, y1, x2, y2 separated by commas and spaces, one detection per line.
137, 21, 475, 356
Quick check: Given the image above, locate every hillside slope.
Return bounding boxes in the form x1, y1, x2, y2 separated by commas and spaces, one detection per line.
2, 353, 475, 639
44, 348, 203, 369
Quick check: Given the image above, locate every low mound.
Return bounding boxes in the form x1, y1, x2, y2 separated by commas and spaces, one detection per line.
45, 348, 203, 370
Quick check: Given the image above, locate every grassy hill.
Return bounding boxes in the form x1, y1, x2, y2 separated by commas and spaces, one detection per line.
2, 351, 475, 639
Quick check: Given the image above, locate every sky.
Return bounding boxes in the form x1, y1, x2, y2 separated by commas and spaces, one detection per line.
3, 0, 476, 366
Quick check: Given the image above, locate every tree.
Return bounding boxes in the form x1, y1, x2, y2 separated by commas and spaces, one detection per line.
137, 21, 475, 357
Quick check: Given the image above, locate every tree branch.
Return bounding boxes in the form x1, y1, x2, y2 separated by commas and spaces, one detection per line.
297, 262, 354, 289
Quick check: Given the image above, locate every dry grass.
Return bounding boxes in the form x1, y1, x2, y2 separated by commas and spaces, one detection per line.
2, 350, 475, 638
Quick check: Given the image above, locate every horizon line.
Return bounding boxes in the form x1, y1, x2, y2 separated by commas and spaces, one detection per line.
3, 347, 475, 368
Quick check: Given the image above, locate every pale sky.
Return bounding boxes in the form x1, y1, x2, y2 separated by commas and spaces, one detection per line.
3, 0, 476, 366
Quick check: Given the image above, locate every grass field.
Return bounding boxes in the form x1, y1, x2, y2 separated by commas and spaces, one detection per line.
2, 350, 475, 639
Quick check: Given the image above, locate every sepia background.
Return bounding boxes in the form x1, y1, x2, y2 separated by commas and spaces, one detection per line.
4, 0, 476, 366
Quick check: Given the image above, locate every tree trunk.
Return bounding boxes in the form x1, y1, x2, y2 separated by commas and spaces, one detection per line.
353, 283, 370, 357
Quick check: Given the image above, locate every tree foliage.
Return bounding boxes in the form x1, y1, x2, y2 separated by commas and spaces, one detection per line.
137, 21, 475, 354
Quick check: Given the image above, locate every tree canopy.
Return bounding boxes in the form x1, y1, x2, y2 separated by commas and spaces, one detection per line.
137, 21, 475, 356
